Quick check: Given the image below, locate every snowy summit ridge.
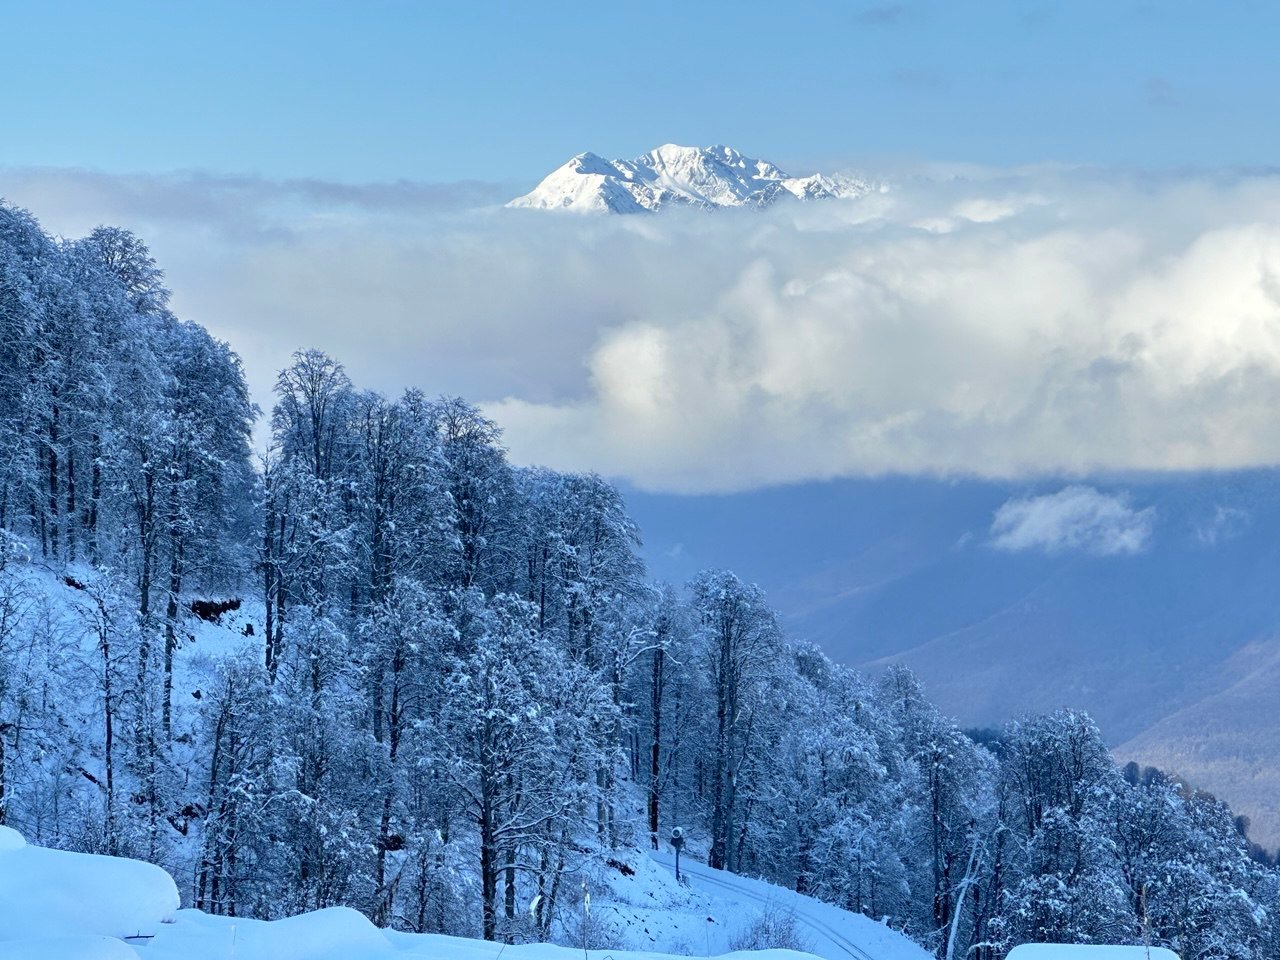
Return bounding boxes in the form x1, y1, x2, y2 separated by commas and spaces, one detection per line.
508, 143, 874, 213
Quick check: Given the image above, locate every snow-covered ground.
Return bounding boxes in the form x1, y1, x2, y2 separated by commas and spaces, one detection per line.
0, 823, 933, 960
647, 851, 926, 960
1006, 948, 1180, 960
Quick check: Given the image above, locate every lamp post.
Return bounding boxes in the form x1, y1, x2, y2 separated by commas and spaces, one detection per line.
671, 826, 685, 882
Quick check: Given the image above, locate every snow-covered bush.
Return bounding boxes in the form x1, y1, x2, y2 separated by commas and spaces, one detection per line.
559, 903, 625, 953
728, 902, 812, 953
0, 530, 28, 572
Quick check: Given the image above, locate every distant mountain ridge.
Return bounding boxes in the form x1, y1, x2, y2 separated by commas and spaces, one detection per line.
507, 143, 876, 213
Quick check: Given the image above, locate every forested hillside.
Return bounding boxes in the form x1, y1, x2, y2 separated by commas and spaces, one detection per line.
2, 199, 1279, 960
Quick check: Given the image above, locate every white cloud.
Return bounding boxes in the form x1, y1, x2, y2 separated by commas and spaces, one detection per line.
989, 486, 1155, 556
6, 164, 1280, 492
1194, 504, 1251, 545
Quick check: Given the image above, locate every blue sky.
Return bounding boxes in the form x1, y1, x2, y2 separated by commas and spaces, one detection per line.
5, 1, 1280, 183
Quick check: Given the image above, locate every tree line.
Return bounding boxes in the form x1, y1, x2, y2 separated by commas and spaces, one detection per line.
1, 200, 1277, 959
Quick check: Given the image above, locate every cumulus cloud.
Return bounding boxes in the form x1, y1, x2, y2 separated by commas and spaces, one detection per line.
5, 163, 1280, 492
989, 486, 1155, 556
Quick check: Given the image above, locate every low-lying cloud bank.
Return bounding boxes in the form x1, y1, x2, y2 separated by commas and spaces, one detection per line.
5, 163, 1280, 492
990, 486, 1155, 556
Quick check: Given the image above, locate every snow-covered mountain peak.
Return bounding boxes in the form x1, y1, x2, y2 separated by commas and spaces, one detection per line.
508, 143, 875, 213
565, 151, 617, 176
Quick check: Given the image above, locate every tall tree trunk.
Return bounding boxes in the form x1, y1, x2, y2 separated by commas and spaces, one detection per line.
709, 621, 734, 870
163, 531, 183, 738
0, 725, 8, 825
375, 644, 404, 925
479, 714, 499, 942
135, 451, 155, 764
648, 638, 666, 850
503, 843, 517, 943
480, 808, 498, 940
88, 433, 102, 565
96, 595, 117, 855
262, 484, 276, 677
138, 452, 154, 621
65, 447, 76, 562
46, 398, 60, 560
272, 512, 287, 675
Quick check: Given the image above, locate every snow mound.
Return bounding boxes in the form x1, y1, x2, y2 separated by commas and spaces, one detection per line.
0, 936, 141, 960
508, 144, 875, 213
0, 830, 179, 941
0, 826, 26, 851
1007, 948, 1181, 960
146, 906, 394, 960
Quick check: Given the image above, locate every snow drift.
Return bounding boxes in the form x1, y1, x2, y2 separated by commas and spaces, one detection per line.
0, 826, 178, 941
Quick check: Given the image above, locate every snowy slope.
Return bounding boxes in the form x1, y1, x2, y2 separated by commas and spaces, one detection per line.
1006, 949, 1180, 960
502, 841, 930, 960
507, 145, 875, 213
649, 851, 930, 960
0, 826, 933, 960
0, 558, 907, 959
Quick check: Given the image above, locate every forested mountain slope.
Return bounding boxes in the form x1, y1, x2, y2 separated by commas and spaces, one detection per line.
630, 471, 1280, 848
2, 199, 1279, 960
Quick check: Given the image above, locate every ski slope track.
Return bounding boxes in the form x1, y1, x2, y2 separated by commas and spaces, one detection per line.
650, 852, 928, 960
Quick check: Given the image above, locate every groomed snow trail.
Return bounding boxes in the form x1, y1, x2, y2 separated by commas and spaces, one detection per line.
650, 852, 927, 960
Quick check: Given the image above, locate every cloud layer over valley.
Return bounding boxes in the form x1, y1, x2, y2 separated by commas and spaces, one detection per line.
6, 162, 1280, 492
